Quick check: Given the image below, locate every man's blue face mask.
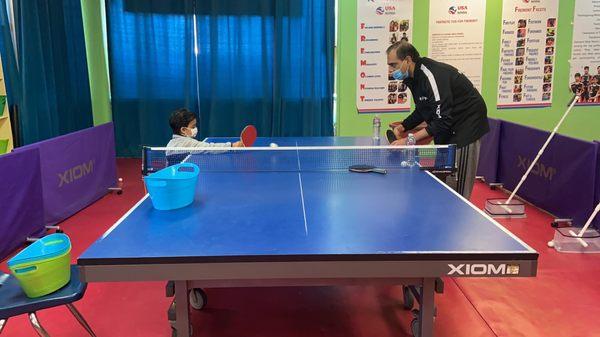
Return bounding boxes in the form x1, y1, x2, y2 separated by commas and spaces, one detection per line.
392, 68, 409, 81
391, 60, 409, 81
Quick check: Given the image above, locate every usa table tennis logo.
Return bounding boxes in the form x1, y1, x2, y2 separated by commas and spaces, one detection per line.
447, 263, 520, 276
448, 5, 468, 15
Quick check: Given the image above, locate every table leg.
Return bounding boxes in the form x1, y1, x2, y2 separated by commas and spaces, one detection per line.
419, 278, 436, 337
174, 281, 191, 337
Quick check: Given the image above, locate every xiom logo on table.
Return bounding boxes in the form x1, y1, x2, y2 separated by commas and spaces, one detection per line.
58, 160, 94, 187
447, 264, 520, 276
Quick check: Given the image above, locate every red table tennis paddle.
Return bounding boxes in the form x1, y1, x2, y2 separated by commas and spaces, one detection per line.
240, 125, 257, 147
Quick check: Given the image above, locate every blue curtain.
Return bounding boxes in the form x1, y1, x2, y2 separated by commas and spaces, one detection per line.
107, 0, 197, 157
107, 0, 334, 157
0, 0, 93, 145
0, 0, 19, 113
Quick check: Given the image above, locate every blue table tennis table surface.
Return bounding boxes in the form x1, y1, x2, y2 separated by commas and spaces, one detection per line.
78, 137, 536, 267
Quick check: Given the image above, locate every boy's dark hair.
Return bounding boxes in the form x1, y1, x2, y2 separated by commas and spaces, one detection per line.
386, 41, 421, 62
584, 66, 590, 70
169, 108, 197, 135
575, 73, 581, 78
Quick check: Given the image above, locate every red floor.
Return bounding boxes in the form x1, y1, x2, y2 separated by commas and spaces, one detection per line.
2, 158, 599, 337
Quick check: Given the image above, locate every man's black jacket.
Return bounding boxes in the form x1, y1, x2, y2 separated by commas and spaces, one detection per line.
401, 57, 489, 148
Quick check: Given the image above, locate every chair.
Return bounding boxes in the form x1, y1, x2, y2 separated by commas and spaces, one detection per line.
0, 265, 95, 336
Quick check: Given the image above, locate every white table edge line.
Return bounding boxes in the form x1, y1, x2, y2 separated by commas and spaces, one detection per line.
424, 171, 538, 254
100, 194, 150, 240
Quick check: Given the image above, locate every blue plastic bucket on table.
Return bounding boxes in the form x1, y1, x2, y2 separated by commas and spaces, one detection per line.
144, 163, 200, 210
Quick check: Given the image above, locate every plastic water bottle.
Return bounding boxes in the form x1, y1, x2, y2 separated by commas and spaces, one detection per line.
372, 115, 381, 140
406, 133, 416, 167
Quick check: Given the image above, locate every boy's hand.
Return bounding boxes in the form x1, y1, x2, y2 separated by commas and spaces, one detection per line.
232, 141, 244, 147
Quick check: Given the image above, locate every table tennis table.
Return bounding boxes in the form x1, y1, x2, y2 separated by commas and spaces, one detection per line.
78, 137, 538, 337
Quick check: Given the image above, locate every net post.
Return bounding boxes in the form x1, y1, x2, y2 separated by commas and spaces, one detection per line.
447, 144, 457, 170
141, 146, 149, 176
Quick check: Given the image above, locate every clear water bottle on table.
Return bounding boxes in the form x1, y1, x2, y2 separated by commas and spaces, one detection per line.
372, 115, 381, 140
406, 133, 416, 167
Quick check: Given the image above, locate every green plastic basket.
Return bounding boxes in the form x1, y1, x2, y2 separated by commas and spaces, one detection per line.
7, 234, 72, 298
9, 249, 71, 298
0, 139, 8, 154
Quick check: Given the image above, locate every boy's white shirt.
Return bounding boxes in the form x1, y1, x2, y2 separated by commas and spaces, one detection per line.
165, 134, 231, 156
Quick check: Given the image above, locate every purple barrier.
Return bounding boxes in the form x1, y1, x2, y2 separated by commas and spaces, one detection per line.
497, 121, 597, 227
14, 123, 117, 226
0, 148, 45, 260
476, 118, 502, 183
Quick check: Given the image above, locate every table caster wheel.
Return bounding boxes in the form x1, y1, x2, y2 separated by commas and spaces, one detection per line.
190, 288, 207, 310
402, 286, 414, 310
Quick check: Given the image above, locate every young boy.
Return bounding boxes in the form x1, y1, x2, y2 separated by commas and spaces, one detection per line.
166, 108, 243, 148
571, 73, 585, 102
589, 75, 600, 103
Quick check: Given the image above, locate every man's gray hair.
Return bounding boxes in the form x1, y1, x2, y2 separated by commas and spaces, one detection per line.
386, 41, 421, 61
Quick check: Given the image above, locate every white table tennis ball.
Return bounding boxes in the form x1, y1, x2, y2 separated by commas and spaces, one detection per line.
401, 161, 408, 167
547, 240, 555, 248
270, 143, 278, 148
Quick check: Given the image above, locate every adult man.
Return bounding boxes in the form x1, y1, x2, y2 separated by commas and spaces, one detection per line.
386, 42, 489, 199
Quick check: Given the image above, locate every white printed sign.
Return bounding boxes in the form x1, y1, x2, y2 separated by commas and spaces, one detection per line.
569, 0, 600, 105
356, 0, 413, 114
428, 0, 486, 91
497, 0, 558, 109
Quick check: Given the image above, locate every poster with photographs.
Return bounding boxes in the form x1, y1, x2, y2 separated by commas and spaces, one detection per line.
428, 0, 486, 91
497, 0, 558, 109
356, 0, 413, 114
569, 0, 600, 105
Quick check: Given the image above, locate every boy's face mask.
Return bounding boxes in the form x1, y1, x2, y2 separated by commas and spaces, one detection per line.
182, 127, 198, 138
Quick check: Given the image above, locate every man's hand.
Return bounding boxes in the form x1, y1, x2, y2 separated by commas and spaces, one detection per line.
232, 141, 244, 147
389, 121, 402, 129
391, 138, 407, 146
392, 124, 405, 139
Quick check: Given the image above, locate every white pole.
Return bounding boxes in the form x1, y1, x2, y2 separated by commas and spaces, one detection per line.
505, 95, 580, 204
568, 202, 600, 248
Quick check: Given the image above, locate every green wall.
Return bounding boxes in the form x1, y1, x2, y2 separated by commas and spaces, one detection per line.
81, 0, 112, 125
336, 0, 599, 141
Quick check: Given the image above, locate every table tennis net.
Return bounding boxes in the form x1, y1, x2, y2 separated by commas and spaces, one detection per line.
142, 145, 456, 175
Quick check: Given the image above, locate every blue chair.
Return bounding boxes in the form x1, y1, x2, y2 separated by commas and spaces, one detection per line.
0, 265, 95, 336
